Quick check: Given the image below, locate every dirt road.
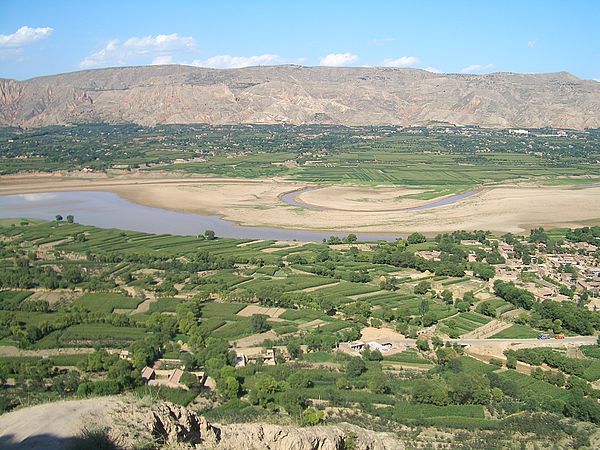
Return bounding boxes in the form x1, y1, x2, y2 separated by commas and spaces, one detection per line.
0, 397, 119, 449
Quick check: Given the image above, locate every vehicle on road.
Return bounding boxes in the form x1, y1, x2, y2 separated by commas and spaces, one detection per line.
537, 333, 551, 340
554, 334, 565, 339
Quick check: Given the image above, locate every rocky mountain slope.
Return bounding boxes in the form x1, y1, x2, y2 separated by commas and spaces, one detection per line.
1, 65, 599, 129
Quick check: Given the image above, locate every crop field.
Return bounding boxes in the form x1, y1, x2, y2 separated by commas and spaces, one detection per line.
73, 293, 143, 313
148, 297, 183, 313
438, 312, 491, 336
489, 324, 540, 339
392, 401, 485, 419
475, 297, 515, 316
59, 324, 148, 345
495, 370, 570, 402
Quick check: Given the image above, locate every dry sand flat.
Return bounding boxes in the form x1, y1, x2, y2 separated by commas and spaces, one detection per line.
1, 174, 600, 235
296, 185, 429, 211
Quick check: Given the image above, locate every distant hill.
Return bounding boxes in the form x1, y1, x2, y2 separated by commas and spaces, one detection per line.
1, 65, 598, 129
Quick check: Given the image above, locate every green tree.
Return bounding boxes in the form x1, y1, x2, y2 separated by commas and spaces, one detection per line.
204, 230, 216, 240
286, 341, 303, 360
221, 376, 240, 400
441, 290, 453, 304
251, 314, 271, 333
368, 371, 388, 394
414, 281, 431, 295
66, 215, 74, 223
416, 338, 430, 352
407, 232, 427, 244
346, 357, 366, 377
301, 407, 324, 426
412, 378, 449, 405
55, 214, 63, 221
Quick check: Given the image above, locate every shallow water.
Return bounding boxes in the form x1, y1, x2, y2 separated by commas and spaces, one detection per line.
0, 191, 401, 241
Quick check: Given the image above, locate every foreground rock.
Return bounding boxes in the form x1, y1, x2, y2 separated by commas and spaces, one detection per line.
1, 65, 599, 129
112, 401, 400, 449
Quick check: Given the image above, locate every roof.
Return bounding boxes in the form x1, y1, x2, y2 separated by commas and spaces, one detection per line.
141, 367, 154, 379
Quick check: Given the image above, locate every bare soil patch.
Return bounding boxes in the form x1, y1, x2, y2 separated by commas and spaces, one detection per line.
237, 305, 286, 318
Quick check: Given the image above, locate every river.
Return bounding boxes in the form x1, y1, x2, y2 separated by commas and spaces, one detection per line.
0, 191, 402, 241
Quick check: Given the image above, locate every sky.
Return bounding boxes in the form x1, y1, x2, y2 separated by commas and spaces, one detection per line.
0, 0, 599, 81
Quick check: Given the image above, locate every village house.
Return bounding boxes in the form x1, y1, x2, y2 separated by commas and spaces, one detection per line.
141, 367, 206, 390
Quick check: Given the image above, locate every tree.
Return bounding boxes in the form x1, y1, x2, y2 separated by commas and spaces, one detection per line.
286, 341, 303, 360
345, 234, 358, 244
66, 215, 74, 223
280, 389, 307, 416
368, 371, 389, 394
416, 338, 430, 352
288, 371, 313, 389
407, 232, 427, 244
301, 407, 324, 426
336, 376, 350, 390
251, 314, 271, 333
414, 281, 431, 295
412, 378, 449, 405
346, 357, 366, 377
204, 230, 216, 240
221, 376, 241, 400
441, 290, 453, 304
471, 262, 495, 280
553, 319, 563, 334
55, 214, 63, 221
249, 374, 280, 407
450, 373, 490, 404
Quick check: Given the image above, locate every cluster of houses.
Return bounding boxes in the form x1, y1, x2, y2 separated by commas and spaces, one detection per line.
339, 339, 395, 355
139, 358, 207, 390
473, 238, 599, 308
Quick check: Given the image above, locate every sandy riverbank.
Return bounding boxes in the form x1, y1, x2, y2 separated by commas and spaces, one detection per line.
1, 173, 600, 235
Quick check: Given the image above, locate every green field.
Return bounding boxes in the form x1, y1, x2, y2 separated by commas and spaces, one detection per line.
74, 293, 143, 313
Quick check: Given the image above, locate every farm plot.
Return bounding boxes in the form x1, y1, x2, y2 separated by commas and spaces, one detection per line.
73, 293, 143, 314
437, 312, 491, 337
237, 305, 286, 318
59, 324, 148, 346
489, 324, 540, 339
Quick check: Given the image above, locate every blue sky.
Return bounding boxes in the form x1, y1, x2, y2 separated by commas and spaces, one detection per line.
1, 0, 599, 80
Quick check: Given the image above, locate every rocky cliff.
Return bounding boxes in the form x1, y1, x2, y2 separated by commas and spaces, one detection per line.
1, 65, 599, 129
110, 402, 402, 449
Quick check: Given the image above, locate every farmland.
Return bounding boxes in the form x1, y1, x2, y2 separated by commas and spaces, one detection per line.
0, 199, 599, 447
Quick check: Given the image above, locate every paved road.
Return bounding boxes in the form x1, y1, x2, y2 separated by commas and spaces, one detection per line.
389, 336, 597, 346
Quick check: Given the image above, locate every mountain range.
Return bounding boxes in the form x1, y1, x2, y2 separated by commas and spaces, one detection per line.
1, 65, 599, 129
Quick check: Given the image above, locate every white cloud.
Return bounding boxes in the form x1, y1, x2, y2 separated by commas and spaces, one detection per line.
460, 63, 495, 73
319, 53, 358, 66
528, 40, 536, 48
383, 56, 420, 67
79, 33, 196, 68
593, 78, 600, 82
0, 26, 53, 48
190, 54, 281, 69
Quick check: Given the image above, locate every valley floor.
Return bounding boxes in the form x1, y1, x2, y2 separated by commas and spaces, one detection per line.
2, 173, 600, 235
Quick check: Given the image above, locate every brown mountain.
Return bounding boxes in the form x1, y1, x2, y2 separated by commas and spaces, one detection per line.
0, 65, 598, 129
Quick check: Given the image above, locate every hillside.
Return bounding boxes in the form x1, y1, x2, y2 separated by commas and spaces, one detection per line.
1, 65, 599, 129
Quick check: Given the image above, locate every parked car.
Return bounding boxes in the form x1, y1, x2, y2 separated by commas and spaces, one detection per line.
537, 333, 550, 340
554, 334, 565, 339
